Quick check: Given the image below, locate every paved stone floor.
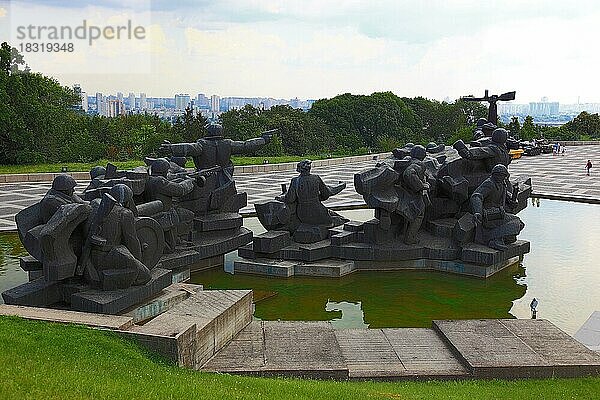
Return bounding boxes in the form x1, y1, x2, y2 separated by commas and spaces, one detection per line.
1, 145, 600, 231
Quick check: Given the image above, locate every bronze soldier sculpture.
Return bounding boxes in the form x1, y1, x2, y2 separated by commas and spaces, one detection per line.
455, 128, 511, 173
40, 175, 87, 223
396, 145, 431, 244
255, 159, 347, 243
471, 164, 524, 250
85, 184, 152, 289
144, 158, 195, 253
276, 159, 346, 227
159, 123, 275, 214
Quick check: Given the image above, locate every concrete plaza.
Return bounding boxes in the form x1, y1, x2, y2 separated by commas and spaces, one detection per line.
1, 145, 600, 231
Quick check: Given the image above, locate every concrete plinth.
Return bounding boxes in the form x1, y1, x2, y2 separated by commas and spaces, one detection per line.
234, 259, 356, 278
238, 217, 530, 279
70, 268, 172, 314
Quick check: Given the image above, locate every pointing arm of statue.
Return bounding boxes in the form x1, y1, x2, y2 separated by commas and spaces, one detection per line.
231, 129, 278, 155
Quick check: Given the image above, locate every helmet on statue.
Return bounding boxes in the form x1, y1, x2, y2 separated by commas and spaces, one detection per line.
150, 158, 171, 176
410, 145, 427, 161
491, 164, 509, 178
52, 174, 77, 193
491, 128, 508, 144
206, 123, 224, 139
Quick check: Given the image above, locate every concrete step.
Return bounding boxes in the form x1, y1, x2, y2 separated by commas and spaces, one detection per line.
129, 289, 253, 368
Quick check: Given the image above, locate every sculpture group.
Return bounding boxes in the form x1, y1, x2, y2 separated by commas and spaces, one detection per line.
3, 91, 533, 313
245, 97, 531, 277
3, 125, 274, 313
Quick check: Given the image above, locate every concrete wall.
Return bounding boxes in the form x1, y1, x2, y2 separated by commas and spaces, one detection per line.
0, 153, 386, 183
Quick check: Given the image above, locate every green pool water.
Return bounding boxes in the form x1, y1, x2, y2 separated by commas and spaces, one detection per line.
1, 200, 599, 334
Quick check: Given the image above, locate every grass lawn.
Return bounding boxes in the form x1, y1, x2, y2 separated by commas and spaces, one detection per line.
1, 316, 599, 399
0, 154, 362, 175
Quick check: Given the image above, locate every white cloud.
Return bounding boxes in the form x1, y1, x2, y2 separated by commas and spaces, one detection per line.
14, 0, 600, 103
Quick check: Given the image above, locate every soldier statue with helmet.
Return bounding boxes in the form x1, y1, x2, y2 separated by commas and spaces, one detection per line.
470, 164, 525, 250
39, 174, 87, 223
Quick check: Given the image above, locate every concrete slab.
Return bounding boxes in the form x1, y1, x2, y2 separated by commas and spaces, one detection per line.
193, 213, 242, 232
252, 230, 291, 254
123, 283, 202, 323
131, 289, 253, 367
461, 240, 530, 265
234, 259, 296, 277
0, 304, 134, 330
203, 321, 348, 379
335, 328, 468, 379
575, 311, 600, 351
2, 277, 62, 307
433, 319, 600, 378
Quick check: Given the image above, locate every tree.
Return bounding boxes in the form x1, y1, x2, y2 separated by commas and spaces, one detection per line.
507, 116, 521, 138
173, 107, 208, 142
520, 116, 537, 140
310, 92, 422, 152
564, 111, 600, 138
0, 42, 26, 75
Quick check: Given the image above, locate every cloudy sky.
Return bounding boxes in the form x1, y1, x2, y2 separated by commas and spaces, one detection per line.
1, 0, 599, 103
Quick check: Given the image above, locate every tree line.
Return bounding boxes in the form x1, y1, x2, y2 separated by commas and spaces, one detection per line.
2, 41, 600, 165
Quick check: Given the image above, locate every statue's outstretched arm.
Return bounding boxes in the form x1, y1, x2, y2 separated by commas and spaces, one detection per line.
160, 179, 195, 197
230, 137, 266, 154
230, 130, 275, 154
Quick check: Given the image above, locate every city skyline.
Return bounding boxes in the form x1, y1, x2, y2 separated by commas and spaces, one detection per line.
2, 1, 600, 104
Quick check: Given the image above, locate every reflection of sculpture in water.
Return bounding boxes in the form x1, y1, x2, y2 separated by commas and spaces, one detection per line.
471, 164, 525, 250
325, 300, 369, 329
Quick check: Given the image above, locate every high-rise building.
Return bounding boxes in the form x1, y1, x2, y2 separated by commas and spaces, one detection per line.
117, 92, 123, 103
128, 92, 136, 110
175, 93, 191, 110
528, 100, 559, 117
211, 95, 220, 113
95, 92, 105, 115
72, 84, 87, 112
196, 93, 209, 108
140, 93, 147, 111
81, 92, 88, 112
107, 99, 125, 117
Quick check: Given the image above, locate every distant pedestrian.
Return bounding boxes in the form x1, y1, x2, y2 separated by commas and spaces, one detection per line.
530, 298, 538, 319
586, 160, 593, 175
562, 145, 565, 156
